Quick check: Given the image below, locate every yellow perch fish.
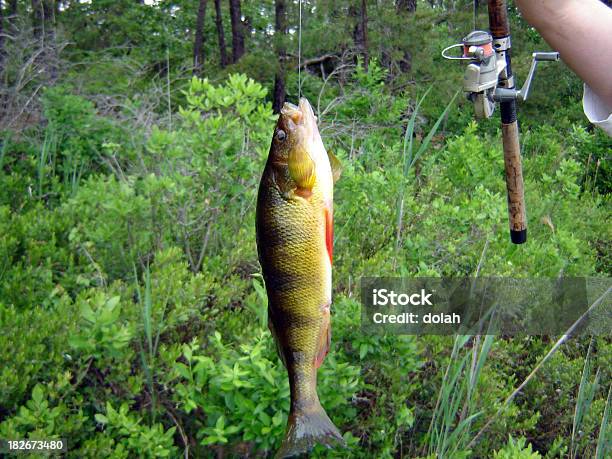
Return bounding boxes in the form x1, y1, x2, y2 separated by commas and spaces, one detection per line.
255, 98, 343, 458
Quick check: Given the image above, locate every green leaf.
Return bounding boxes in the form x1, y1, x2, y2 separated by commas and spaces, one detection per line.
272, 411, 284, 426
106, 296, 120, 310
80, 302, 96, 323
183, 345, 193, 362
215, 415, 225, 430
359, 343, 369, 359
68, 335, 90, 350
200, 436, 219, 446
175, 362, 191, 380
259, 411, 271, 426
31, 384, 44, 405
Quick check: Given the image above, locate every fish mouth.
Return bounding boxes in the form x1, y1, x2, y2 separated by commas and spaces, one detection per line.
298, 97, 317, 128
280, 98, 317, 134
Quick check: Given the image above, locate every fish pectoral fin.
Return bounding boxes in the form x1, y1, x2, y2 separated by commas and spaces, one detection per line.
314, 304, 331, 369
288, 146, 316, 196
327, 150, 343, 184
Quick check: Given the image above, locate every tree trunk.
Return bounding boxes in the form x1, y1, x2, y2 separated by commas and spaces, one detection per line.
228, 0, 244, 63
396, 0, 416, 74
30, 1, 57, 78
7, 0, 18, 24
214, 0, 229, 67
349, 5, 358, 58
32, 0, 43, 39
0, 5, 5, 75
43, 0, 57, 80
350, 1, 368, 69
8, 0, 18, 15
329, 0, 337, 18
397, 0, 417, 12
43, 1, 55, 40
0, 3, 5, 120
360, 0, 368, 69
272, 0, 286, 113
193, 0, 207, 74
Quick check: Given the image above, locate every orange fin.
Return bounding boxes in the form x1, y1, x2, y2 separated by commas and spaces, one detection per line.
314, 305, 331, 369
268, 309, 287, 368
324, 207, 333, 263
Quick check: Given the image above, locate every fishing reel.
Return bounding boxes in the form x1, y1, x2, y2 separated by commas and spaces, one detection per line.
442, 30, 560, 119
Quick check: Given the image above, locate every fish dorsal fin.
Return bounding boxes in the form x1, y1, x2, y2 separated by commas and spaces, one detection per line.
327, 150, 342, 184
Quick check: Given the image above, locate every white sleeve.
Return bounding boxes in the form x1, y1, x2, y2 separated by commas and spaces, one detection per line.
582, 84, 612, 136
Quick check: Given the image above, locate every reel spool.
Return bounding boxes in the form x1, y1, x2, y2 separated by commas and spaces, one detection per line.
442, 31, 559, 119
442, 30, 503, 118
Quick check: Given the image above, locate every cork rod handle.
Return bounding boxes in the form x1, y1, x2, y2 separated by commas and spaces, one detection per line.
488, 0, 527, 244
487, 0, 510, 38
502, 121, 527, 243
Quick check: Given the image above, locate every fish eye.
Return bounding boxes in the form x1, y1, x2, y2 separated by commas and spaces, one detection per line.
276, 129, 286, 141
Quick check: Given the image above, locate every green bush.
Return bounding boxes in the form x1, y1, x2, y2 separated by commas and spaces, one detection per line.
170, 326, 361, 456
93, 402, 178, 458
0, 296, 78, 410
494, 436, 543, 459
1, 64, 609, 458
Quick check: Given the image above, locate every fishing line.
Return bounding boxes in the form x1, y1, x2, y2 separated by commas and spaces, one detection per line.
298, 0, 303, 98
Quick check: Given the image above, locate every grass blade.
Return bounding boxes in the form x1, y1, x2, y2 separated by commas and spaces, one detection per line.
410, 90, 460, 170
595, 384, 611, 459
395, 88, 459, 264
571, 338, 595, 457
467, 286, 612, 450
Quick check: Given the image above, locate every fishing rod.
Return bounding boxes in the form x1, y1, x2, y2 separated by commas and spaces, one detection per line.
442, 0, 559, 244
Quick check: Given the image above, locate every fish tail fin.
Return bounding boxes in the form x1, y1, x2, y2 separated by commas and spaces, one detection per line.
274, 400, 345, 459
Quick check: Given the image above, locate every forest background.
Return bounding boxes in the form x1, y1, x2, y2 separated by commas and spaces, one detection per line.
0, 0, 610, 457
